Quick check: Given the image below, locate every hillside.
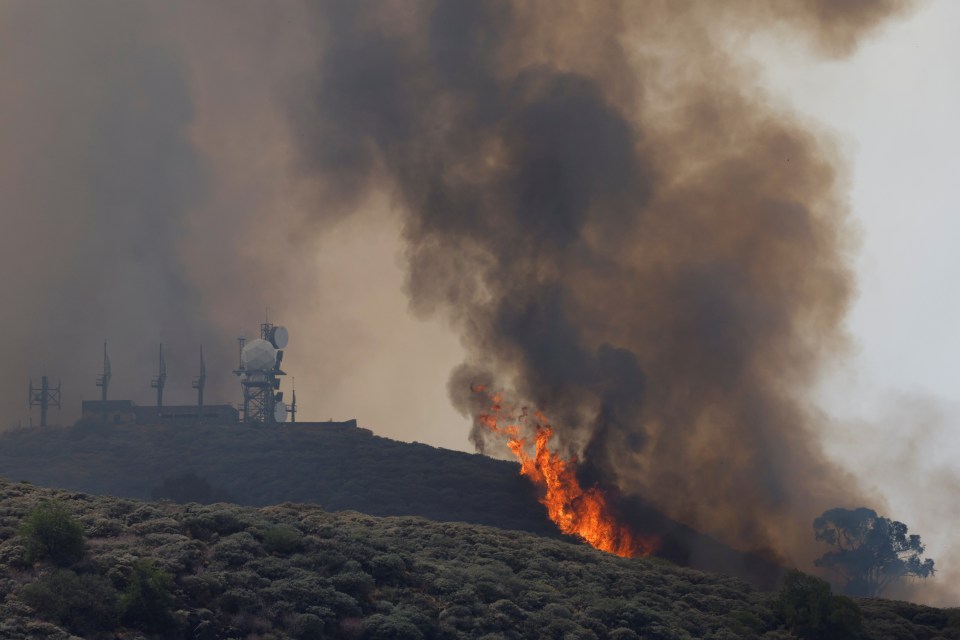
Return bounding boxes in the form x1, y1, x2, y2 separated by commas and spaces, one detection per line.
0, 422, 555, 535
0, 480, 956, 639
0, 422, 782, 586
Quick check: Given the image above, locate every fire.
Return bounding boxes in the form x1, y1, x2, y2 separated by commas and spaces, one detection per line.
476, 387, 657, 558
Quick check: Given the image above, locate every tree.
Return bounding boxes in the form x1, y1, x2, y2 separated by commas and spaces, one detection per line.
775, 569, 862, 640
19, 501, 86, 566
813, 507, 934, 597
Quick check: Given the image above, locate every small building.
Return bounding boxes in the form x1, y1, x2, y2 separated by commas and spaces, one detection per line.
82, 400, 239, 425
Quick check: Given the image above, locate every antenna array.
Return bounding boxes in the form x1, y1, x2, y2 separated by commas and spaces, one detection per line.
28, 374, 61, 427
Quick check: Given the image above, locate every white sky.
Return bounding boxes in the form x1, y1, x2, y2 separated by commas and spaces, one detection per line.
751, 0, 960, 471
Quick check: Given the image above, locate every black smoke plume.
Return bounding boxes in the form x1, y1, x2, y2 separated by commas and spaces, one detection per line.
292, 0, 914, 566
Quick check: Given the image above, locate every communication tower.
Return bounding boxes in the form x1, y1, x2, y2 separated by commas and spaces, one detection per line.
192, 345, 206, 418
150, 343, 166, 420
95, 342, 111, 421
234, 320, 290, 424
28, 373, 61, 427
290, 377, 297, 424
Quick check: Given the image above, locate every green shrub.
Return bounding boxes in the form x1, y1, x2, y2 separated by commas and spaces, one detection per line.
332, 570, 376, 600
775, 569, 862, 640
19, 501, 85, 565
363, 612, 426, 640
293, 612, 326, 639
263, 524, 304, 554
18, 569, 120, 635
120, 559, 176, 633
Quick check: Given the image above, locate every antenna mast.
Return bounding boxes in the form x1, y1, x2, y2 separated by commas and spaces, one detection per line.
150, 343, 166, 422
95, 342, 111, 422
192, 344, 206, 421
290, 377, 297, 424
28, 373, 61, 428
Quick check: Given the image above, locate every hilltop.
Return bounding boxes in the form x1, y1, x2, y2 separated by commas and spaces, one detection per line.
0, 480, 956, 639
0, 421, 555, 535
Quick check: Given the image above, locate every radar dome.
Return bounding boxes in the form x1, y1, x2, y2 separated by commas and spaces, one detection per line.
241, 339, 277, 371
273, 402, 288, 423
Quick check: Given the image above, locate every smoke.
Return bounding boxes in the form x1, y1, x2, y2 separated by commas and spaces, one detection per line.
0, 0, 925, 579
0, 1, 326, 422
0, 1, 225, 417
823, 394, 960, 605
289, 0, 915, 568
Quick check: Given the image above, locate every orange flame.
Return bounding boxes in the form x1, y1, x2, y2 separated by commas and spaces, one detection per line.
476, 387, 657, 557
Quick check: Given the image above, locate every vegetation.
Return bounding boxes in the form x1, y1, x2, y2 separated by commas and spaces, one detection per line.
119, 559, 176, 632
18, 569, 119, 636
0, 421, 783, 586
775, 569, 863, 639
0, 480, 954, 639
18, 501, 85, 566
814, 508, 935, 597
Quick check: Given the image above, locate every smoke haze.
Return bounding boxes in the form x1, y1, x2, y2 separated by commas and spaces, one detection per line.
0, 0, 932, 585
290, 0, 913, 569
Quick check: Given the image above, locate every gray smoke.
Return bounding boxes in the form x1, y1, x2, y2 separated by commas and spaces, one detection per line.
0, 2, 322, 422
0, 2, 227, 417
289, 0, 915, 566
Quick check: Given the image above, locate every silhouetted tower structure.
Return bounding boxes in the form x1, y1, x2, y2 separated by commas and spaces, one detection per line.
150, 343, 166, 421
28, 374, 61, 427
95, 342, 111, 422
234, 320, 289, 424
192, 345, 206, 419
290, 378, 297, 424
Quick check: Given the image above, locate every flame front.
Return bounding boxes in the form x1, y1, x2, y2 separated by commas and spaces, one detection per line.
477, 388, 657, 558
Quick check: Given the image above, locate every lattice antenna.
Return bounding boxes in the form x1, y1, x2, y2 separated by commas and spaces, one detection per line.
28, 373, 61, 428
234, 315, 290, 425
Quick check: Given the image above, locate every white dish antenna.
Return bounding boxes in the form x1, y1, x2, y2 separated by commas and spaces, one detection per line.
241, 339, 277, 371
271, 325, 289, 349
273, 402, 288, 423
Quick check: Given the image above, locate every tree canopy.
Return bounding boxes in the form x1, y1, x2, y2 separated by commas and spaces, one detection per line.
813, 507, 935, 597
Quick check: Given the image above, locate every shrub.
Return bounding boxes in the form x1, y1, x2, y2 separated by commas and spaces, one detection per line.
370, 553, 408, 584
293, 612, 326, 640
18, 569, 120, 635
214, 531, 263, 566
775, 569, 862, 640
120, 559, 176, 633
363, 612, 426, 640
19, 501, 85, 565
332, 570, 376, 600
263, 524, 304, 554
